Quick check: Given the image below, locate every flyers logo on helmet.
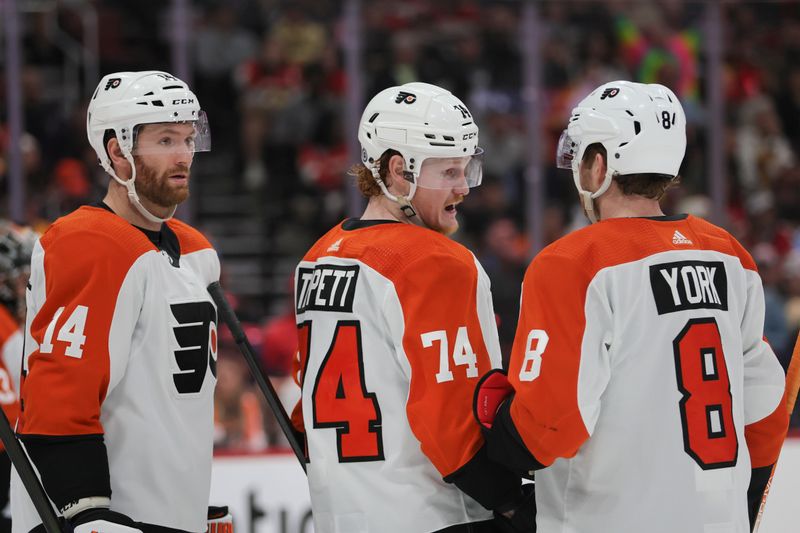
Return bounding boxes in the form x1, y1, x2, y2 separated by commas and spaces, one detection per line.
104, 78, 122, 91
395, 91, 417, 104
600, 88, 620, 100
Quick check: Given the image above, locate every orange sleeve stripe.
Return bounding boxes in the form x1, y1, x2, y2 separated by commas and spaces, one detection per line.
745, 391, 789, 468
20, 209, 153, 436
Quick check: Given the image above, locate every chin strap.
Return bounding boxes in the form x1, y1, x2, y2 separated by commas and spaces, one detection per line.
101, 153, 176, 224
371, 166, 427, 227
573, 166, 615, 224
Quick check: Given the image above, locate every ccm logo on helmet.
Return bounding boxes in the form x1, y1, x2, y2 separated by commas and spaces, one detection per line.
463, 132, 477, 140
172, 98, 195, 105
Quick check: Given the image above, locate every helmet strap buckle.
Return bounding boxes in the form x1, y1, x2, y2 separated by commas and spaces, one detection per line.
397, 195, 417, 218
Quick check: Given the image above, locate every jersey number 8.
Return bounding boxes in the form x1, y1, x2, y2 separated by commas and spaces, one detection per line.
673, 317, 738, 470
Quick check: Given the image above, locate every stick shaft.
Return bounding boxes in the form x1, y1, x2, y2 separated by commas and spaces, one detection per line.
208, 282, 307, 472
0, 409, 62, 533
753, 332, 800, 531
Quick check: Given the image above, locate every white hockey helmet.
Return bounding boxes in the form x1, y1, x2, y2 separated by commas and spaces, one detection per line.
358, 82, 482, 209
87, 71, 211, 223
556, 80, 686, 222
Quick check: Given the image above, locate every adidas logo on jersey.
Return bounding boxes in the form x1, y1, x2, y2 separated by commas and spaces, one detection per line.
672, 230, 693, 245
327, 238, 343, 252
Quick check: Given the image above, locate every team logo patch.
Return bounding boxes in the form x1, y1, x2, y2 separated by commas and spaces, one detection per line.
395, 91, 417, 104
600, 87, 620, 100
170, 301, 218, 394
104, 78, 122, 91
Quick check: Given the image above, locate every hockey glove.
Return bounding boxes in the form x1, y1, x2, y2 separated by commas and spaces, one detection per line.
474, 369, 514, 429
207, 505, 233, 533
493, 483, 536, 533
70, 508, 142, 533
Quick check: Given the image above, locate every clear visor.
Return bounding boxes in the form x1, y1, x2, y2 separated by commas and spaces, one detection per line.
416, 148, 484, 189
556, 129, 578, 170
131, 110, 211, 156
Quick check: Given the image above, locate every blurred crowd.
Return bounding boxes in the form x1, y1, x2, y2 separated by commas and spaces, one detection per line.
1, 0, 800, 449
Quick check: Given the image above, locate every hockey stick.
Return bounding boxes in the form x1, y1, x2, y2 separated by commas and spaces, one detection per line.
207, 282, 307, 473
753, 332, 800, 532
0, 409, 63, 533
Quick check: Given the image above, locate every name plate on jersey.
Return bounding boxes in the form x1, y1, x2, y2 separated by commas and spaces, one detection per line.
649, 260, 728, 315
296, 264, 359, 314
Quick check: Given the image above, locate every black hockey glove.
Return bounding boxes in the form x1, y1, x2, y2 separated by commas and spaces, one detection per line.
492, 483, 536, 533
70, 508, 142, 533
28, 508, 141, 533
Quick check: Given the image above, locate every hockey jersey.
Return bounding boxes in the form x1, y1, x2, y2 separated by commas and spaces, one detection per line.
505, 215, 787, 533
11, 205, 220, 533
0, 304, 22, 452
293, 219, 501, 533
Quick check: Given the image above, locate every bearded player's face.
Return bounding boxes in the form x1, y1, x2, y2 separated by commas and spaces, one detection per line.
133, 123, 195, 209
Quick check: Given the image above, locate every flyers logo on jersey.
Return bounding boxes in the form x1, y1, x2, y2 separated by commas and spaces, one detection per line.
170, 301, 218, 394
649, 260, 728, 315
296, 265, 359, 314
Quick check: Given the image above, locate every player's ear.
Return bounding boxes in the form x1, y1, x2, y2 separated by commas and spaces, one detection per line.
591, 152, 606, 187
107, 137, 124, 163
386, 154, 409, 195
106, 137, 132, 180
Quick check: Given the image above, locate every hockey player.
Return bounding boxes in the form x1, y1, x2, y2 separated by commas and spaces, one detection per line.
0, 223, 36, 533
11, 71, 222, 533
291, 82, 535, 533
474, 81, 789, 533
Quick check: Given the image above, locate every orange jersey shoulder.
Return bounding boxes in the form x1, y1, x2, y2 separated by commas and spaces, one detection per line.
41, 206, 156, 268
166, 218, 214, 254
539, 215, 750, 280
303, 220, 476, 282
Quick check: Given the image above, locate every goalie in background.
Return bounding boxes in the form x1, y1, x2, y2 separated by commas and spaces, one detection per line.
475, 80, 789, 532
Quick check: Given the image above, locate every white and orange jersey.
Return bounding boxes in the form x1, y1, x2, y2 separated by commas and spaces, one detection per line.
11, 205, 220, 533
506, 214, 787, 533
293, 219, 502, 533
0, 304, 22, 449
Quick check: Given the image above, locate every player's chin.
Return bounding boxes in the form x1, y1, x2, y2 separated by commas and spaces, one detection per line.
438, 218, 459, 236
